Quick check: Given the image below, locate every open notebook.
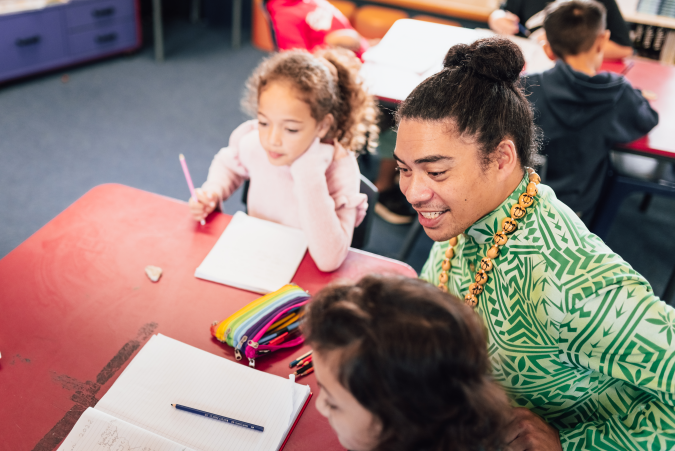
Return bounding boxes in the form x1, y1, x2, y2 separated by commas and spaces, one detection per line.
58, 334, 312, 451
195, 211, 308, 294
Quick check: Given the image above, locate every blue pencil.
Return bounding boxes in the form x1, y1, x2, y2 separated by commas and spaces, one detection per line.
171, 403, 264, 432
518, 23, 531, 37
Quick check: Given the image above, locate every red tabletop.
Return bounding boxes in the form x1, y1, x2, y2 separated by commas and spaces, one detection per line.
619, 59, 675, 160
0, 184, 416, 451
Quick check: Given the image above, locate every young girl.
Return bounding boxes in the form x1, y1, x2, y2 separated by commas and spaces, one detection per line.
304, 275, 511, 451
190, 48, 378, 272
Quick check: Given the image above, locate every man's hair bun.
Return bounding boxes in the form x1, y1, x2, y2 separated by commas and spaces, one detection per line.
443, 37, 525, 84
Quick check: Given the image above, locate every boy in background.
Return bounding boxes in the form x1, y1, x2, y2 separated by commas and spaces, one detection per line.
525, 0, 658, 223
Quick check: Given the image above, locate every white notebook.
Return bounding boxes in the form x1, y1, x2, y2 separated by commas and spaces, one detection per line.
58, 334, 312, 451
195, 211, 308, 294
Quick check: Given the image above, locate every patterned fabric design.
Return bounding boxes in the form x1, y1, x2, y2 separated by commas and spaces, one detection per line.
420, 174, 675, 450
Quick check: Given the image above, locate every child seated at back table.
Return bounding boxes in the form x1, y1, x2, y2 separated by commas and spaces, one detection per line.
524, 0, 658, 223
265, 0, 370, 59
304, 275, 511, 451
190, 49, 378, 272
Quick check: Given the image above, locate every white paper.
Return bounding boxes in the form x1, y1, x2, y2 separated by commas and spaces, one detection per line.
95, 334, 311, 451
57, 408, 195, 451
362, 19, 493, 75
194, 211, 308, 294
359, 19, 554, 102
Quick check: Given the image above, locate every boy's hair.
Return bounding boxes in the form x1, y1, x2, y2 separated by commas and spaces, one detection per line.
243, 49, 378, 153
544, 0, 607, 58
397, 37, 541, 169
304, 275, 510, 451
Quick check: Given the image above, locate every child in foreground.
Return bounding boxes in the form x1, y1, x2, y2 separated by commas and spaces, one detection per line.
525, 0, 658, 222
303, 275, 510, 451
190, 49, 378, 272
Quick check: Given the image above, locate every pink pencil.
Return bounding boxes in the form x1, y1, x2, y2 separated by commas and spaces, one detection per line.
179, 154, 205, 225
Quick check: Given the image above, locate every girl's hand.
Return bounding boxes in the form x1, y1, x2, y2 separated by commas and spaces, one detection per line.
290, 139, 335, 176
189, 188, 218, 222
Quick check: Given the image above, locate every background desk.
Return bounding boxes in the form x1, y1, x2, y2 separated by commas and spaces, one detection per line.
618, 59, 675, 161
0, 183, 416, 451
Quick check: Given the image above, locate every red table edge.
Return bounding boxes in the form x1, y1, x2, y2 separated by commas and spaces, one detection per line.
1, 182, 417, 275
279, 392, 314, 451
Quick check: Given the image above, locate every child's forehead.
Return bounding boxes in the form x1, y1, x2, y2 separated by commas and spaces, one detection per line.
258, 82, 314, 117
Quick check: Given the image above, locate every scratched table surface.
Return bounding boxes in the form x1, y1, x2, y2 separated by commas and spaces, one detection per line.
0, 184, 416, 451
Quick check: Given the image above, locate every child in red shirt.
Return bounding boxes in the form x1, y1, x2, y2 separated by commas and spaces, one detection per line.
265, 0, 369, 58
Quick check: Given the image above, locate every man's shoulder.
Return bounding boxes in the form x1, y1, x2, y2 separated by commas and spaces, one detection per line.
511, 184, 648, 288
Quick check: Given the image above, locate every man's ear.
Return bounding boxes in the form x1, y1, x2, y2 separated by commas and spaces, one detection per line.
493, 139, 519, 179
542, 40, 557, 61
317, 113, 334, 139
598, 29, 611, 52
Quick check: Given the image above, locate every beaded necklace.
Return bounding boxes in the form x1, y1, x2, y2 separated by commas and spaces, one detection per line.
437, 168, 541, 308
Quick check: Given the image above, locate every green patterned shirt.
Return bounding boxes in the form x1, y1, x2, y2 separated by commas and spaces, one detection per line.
420, 174, 675, 450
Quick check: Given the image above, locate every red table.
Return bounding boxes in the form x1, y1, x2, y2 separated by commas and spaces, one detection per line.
619, 59, 675, 161
0, 184, 416, 451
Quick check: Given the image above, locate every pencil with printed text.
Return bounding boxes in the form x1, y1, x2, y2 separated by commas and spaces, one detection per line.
171, 403, 264, 431
179, 154, 205, 225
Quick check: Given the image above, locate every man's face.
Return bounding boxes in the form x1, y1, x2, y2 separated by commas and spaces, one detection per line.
394, 119, 498, 242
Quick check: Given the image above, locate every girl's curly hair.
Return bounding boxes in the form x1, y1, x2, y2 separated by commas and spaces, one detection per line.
304, 275, 511, 451
242, 48, 378, 153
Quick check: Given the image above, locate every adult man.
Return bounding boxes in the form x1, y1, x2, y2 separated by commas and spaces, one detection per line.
395, 36, 675, 450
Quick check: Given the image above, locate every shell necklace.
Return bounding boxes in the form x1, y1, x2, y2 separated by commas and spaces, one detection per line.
437, 168, 541, 308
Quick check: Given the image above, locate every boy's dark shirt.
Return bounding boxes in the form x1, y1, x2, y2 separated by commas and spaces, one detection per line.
503, 0, 632, 47
524, 61, 658, 215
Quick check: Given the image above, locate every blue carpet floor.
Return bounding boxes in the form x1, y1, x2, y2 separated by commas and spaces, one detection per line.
0, 21, 673, 294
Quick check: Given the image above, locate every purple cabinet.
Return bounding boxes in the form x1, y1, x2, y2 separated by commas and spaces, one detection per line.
0, 9, 66, 74
68, 20, 136, 56
0, 0, 140, 84
65, 0, 135, 30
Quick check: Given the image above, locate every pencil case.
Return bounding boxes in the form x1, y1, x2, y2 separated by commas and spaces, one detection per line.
210, 284, 310, 367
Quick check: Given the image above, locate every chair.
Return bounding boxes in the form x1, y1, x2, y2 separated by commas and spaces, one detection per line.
352, 175, 378, 250
240, 174, 378, 250
590, 171, 675, 304
352, 5, 408, 39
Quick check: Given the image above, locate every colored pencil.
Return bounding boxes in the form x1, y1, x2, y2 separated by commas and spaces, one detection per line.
295, 355, 312, 368
171, 403, 264, 431
259, 320, 301, 344
268, 332, 289, 346
179, 154, 205, 225
294, 361, 313, 376
295, 366, 314, 378
518, 23, 531, 37
268, 313, 298, 332
289, 350, 312, 368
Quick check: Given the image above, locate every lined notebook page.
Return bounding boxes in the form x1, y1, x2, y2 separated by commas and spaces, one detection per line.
57, 408, 194, 451
194, 211, 308, 294
95, 334, 311, 451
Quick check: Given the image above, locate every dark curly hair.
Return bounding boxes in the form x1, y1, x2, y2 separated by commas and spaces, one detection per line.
304, 275, 510, 451
396, 37, 541, 169
242, 48, 378, 153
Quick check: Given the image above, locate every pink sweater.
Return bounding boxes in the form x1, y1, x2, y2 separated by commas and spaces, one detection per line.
202, 120, 367, 272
